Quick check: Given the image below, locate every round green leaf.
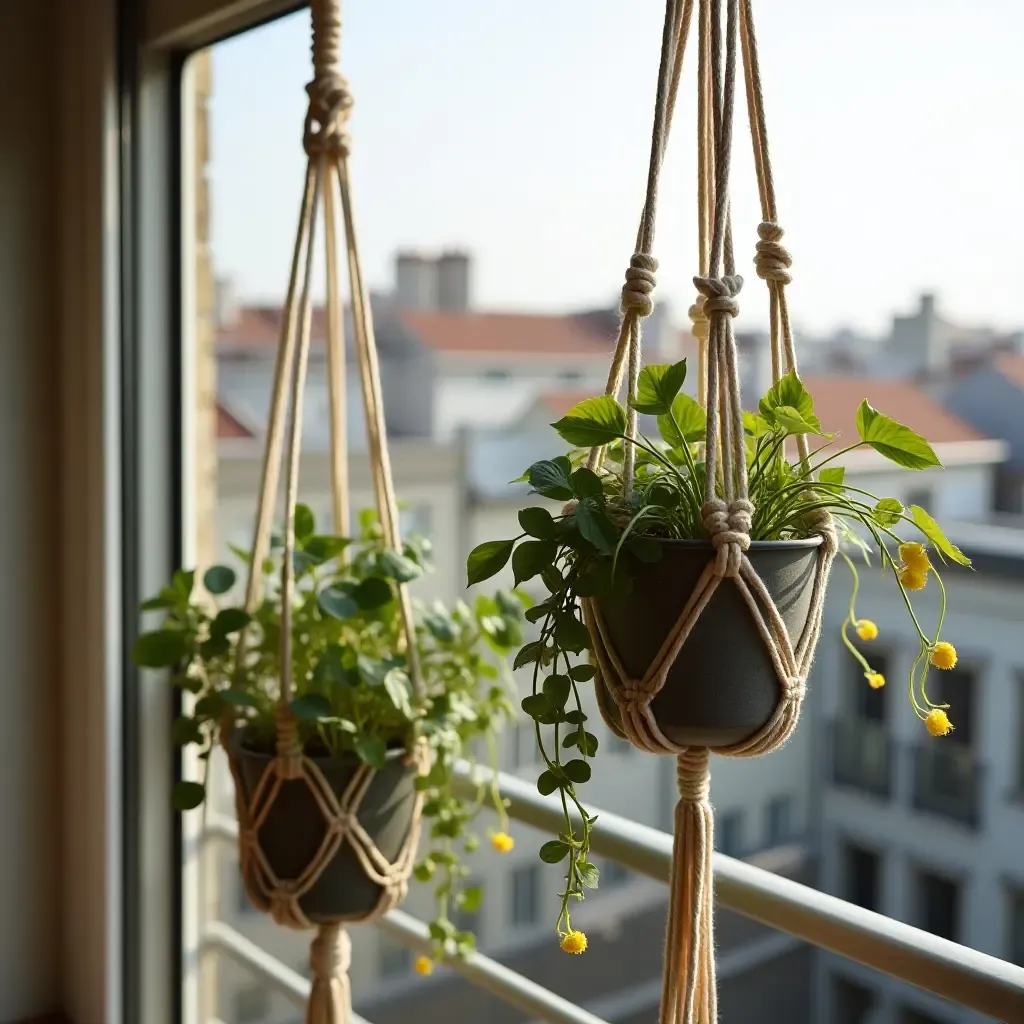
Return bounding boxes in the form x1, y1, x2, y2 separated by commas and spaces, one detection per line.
294, 503, 316, 541
570, 467, 604, 500
133, 629, 190, 668
203, 565, 236, 595
539, 839, 571, 864
570, 664, 596, 682
542, 674, 571, 710
354, 734, 387, 770
467, 540, 514, 586
220, 688, 257, 708
211, 607, 251, 638
518, 506, 557, 540
377, 549, 422, 583
564, 709, 588, 725
289, 693, 333, 720
521, 693, 550, 719
171, 716, 204, 746
354, 577, 393, 610
172, 780, 206, 812
512, 539, 558, 586
318, 585, 359, 621
551, 396, 627, 447
537, 770, 561, 796
563, 759, 592, 784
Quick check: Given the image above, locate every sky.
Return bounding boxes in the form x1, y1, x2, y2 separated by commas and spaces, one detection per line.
207, 0, 1024, 337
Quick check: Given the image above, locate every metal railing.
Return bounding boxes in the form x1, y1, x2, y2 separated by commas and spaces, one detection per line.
912, 741, 984, 830
203, 764, 1024, 1023
830, 718, 893, 799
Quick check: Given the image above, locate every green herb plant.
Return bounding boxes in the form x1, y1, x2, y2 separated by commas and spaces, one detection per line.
134, 506, 524, 960
466, 359, 969, 950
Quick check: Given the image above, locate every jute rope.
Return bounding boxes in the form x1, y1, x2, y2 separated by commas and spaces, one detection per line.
228, 3, 426, 1020
582, 2, 836, 1020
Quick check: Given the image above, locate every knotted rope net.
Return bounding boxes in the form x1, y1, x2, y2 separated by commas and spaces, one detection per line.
582, 2, 836, 1020
225, 2, 425, 1019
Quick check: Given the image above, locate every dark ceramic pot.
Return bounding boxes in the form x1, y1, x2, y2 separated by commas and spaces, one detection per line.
232, 732, 419, 924
595, 538, 823, 749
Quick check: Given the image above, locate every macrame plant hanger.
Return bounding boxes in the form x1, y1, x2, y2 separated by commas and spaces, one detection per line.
582, 1, 838, 1021
223, 2, 425, 1020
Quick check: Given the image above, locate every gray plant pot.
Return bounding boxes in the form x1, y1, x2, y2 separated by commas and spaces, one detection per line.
595, 538, 823, 748
232, 731, 419, 924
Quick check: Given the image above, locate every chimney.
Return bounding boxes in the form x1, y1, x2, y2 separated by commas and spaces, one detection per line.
215, 276, 240, 329
395, 252, 440, 311
437, 251, 471, 312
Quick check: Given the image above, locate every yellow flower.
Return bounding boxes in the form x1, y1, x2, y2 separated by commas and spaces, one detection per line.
897, 564, 928, 591
925, 708, 953, 737
899, 542, 931, 573
414, 956, 434, 976
855, 619, 878, 641
866, 672, 886, 690
929, 641, 957, 670
560, 930, 588, 955
491, 831, 515, 854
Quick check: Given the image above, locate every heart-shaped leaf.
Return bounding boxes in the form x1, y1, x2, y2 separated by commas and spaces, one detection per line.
318, 585, 359, 621
519, 506, 557, 539
552, 396, 627, 447
467, 540, 514, 586
512, 539, 558, 586
658, 393, 708, 448
527, 457, 574, 500
856, 401, 941, 470
631, 360, 688, 415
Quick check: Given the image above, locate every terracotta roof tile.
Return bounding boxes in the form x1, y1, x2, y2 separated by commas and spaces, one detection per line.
993, 353, 1024, 389
217, 403, 255, 439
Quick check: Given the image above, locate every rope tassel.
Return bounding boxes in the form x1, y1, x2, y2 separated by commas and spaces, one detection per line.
307, 924, 353, 1024
661, 750, 716, 1024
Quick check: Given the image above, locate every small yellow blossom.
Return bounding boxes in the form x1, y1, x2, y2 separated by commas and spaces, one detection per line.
897, 564, 928, 591
855, 619, 879, 641
925, 708, 953, 737
414, 956, 434, 976
491, 831, 515, 854
899, 542, 931, 573
929, 641, 957, 670
866, 672, 886, 690
560, 930, 588, 955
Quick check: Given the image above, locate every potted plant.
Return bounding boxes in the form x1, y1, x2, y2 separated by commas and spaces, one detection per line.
467, 360, 968, 950
134, 504, 523, 964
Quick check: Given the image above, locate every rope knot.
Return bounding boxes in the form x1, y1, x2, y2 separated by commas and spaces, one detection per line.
781, 675, 805, 701
803, 508, 838, 555
754, 222, 793, 284
702, 498, 753, 577
303, 74, 354, 156
693, 274, 743, 318
620, 254, 659, 317
310, 924, 351, 979
677, 747, 711, 802
269, 885, 304, 929
688, 297, 710, 341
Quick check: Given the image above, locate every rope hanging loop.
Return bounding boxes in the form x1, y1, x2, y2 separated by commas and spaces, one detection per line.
305, 0, 353, 156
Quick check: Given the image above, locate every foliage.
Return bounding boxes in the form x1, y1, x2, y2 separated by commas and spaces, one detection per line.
466, 359, 968, 944
134, 506, 523, 959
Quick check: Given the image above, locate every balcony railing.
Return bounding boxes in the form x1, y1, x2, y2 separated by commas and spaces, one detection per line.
830, 718, 893, 799
912, 741, 983, 830
202, 763, 1024, 1023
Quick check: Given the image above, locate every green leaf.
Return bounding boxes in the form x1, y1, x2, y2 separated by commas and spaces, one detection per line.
289, 694, 333, 720
563, 730, 599, 756
514, 641, 546, 670
172, 780, 206, 812
577, 860, 600, 889
294, 503, 316, 541
873, 497, 904, 527
460, 885, 483, 912
211, 608, 251, 638
377, 549, 422, 583
563, 759, 592, 784
540, 564, 564, 593
467, 540, 514, 586
172, 716, 204, 746
570, 467, 604, 500
542, 674, 572, 710
819, 467, 846, 491
551, 396, 627, 447
537, 770, 561, 796
133, 629, 190, 668
304, 535, 351, 562
555, 614, 590, 654
173, 569, 196, 600
521, 693, 551, 719
414, 860, 436, 883
318, 585, 360, 621
631, 360, 688, 415
910, 505, 971, 567
569, 664, 595, 682
527, 457, 574, 501
203, 565, 236, 595
658, 393, 707, 447
313, 644, 347, 688
564, 709, 588, 725
354, 734, 387, 770
743, 411, 773, 437
518, 506, 557, 540
429, 919, 456, 942
512, 539, 558, 586
220, 688, 257, 708
773, 405, 828, 437
354, 577, 393, 610
424, 609, 457, 643
539, 840, 571, 864
574, 501, 616, 554
199, 634, 230, 660
856, 401, 941, 470
382, 668, 413, 717
759, 371, 823, 433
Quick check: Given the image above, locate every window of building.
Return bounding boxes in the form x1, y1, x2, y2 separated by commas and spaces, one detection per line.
931, 667, 976, 747
559, 369, 584, 383
716, 810, 744, 858
765, 795, 795, 847
378, 937, 412, 980
509, 720, 538, 771
844, 842, 881, 912
1009, 887, 1024, 967
905, 488, 934, 514
511, 864, 540, 927
851, 649, 888, 722
832, 976, 877, 1024
916, 868, 961, 942
233, 984, 270, 1023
